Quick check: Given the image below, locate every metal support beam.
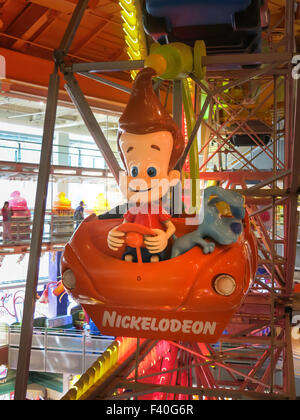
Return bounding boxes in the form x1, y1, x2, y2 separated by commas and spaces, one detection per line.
14, 67, 60, 400
64, 73, 122, 182
202, 52, 292, 67
247, 169, 292, 192
284, 313, 297, 399
69, 60, 145, 74
176, 94, 212, 171
14, 0, 92, 401
56, 0, 90, 59
114, 381, 288, 401
285, 79, 300, 295
83, 340, 158, 400
172, 80, 182, 129
78, 72, 132, 94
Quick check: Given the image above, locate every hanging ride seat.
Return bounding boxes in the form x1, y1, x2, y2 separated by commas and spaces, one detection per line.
61, 209, 257, 344
143, 0, 267, 56
146, 0, 253, 28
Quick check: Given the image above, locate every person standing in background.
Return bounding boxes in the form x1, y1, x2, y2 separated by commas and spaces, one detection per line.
1, 201, 13, 243
74, 200, 85, 229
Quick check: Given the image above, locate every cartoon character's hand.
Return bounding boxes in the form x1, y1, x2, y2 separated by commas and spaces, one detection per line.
107, 226, 125, 251
202, 241, 215, 255
144, 229, 168, 254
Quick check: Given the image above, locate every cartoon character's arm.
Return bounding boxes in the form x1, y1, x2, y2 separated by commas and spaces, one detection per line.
144, 220, 176, 254
107, 219, 128, 251
193, 237, 216, 254
163, 220, 176, 240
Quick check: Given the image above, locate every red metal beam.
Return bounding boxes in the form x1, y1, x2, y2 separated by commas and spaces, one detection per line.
0, 47, 130, 112
198, 170, 278, 183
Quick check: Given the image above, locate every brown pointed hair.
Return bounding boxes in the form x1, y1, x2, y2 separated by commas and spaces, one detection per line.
118, 68, 185, 171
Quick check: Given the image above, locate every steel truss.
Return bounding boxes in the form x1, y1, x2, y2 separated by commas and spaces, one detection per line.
14, 0, 299, 400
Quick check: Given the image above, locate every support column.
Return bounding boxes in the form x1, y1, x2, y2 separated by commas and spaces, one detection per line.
14, 68, 60, 400
14, 0, 90, 400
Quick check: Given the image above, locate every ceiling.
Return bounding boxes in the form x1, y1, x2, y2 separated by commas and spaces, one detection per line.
0, 1, 295, 69
0, 1, 296, 88
0, 0, 133, 113
0, 0, 128, 65
0, 0, 298, 139
0, 0, 296, 64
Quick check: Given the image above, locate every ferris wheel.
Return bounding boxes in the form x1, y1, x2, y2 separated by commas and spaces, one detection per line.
14, 0, 300, 401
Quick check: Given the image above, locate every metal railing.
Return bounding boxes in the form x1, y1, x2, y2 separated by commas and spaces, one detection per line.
7, 325, 114, 375
0, 213, 76, 248
0, 133, 115, 170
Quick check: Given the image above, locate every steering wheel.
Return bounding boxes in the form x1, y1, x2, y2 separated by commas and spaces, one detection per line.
117, 223, 157, 263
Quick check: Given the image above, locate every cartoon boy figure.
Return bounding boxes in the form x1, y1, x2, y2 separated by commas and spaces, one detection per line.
107, 68, 185, 263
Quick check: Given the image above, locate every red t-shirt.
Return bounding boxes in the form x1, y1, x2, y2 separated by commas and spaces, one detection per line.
1, 207, 12, 222
124, 204, 171, 230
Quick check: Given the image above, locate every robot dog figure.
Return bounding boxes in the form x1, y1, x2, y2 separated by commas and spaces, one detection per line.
171, 186, 245, 258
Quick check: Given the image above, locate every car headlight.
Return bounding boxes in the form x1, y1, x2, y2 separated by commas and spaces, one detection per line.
214, 275, 236, 296
62, 269, 76, 290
